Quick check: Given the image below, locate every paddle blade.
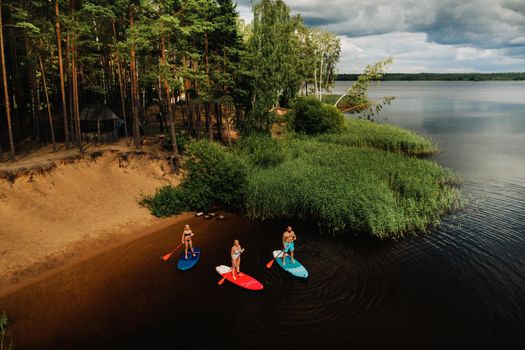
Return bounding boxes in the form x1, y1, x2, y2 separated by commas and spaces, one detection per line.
266, 259, 275, 268
161, 243, 183, 261
161, 252, 173, 261
218, 276, 227, 285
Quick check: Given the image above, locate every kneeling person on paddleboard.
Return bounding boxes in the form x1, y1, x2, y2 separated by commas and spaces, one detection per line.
282, 226, 297, 265
181, 224, 196, 259
231, 240, 245, 280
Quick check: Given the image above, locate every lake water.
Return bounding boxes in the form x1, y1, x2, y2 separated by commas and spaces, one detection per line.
1, 81, 524, 349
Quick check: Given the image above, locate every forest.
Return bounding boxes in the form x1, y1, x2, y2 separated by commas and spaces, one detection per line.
0, 0, 341, 161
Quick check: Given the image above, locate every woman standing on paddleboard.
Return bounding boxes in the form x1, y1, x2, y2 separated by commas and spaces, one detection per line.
231, 240, 244, 280
282, 226, 297, 265
181, 224, 196, 259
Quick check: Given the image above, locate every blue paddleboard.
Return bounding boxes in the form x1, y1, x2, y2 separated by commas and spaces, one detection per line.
273, 250, 308, 278
177, 247, 200, 271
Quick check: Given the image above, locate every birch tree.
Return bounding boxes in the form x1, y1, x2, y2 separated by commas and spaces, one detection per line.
310, 28, 341, 101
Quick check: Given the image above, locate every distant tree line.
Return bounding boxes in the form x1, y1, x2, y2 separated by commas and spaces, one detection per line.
336, 72, 525, 81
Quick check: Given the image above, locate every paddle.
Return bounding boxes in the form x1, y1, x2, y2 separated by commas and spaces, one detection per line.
161, 243, 184, 261
218, 249, 244, 285
217, 274, 228, 285
266, 249, 285, 268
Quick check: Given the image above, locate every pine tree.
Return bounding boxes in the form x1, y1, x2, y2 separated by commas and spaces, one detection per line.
0, 0, 15, 159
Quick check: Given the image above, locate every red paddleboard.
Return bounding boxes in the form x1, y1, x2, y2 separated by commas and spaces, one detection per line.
216, 265, 264, 291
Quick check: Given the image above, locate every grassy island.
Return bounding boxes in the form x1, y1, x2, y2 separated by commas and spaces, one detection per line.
142, 117, 461, 239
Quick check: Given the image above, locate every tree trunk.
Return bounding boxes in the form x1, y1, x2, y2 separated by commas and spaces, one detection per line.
39, 54, 56, 151
157, 76, 167, 132
25, 36, 40, 142
225, 120, 231, 146
195, 102, 201, 137
129, 7, 141, 149
112, 19, 129, 145
215, 103, 222, 141
205, 103, 212, 140
314, 67, 318, 101
8, 0, 22, 141
55, 0, 69, 148
204, 33, 212, 141
66, 30, 74, 144
0, 1, 16, 160
71, 29, 83, 153
319, 53, 324, 101
160, 34, 178, 155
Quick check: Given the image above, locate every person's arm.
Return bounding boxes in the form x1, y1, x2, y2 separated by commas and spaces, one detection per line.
293, 232, 297, 241
181, 231, 185, 243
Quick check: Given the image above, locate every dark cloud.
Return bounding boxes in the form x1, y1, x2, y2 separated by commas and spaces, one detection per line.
239, 1, 525, 53
406, 0, 525, 54
235, 1, 525, 72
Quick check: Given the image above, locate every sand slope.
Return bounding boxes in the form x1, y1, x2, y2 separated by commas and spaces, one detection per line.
0, 151, 180, 288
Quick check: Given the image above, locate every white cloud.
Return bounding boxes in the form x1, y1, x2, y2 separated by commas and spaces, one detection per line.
235, 1, 525, 72
338, 32, 524, 73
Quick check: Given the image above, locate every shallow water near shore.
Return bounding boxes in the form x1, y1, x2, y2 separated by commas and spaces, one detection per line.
1, 81, 525, 349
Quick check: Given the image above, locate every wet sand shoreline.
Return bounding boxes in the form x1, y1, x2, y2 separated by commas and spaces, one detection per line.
0, 213, 193, 299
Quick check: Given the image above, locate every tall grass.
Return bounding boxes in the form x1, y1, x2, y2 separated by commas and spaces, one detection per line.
0, 312, 12, 350
241, 138, 460, 239
317, 118, 438, 156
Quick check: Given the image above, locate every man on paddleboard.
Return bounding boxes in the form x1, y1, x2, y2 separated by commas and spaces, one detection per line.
181, 224, 196, 259
231, 239, 245, 280
282, 226, 297, 265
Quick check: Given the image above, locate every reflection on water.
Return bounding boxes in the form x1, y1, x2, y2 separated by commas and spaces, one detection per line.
1, 82, 524, 349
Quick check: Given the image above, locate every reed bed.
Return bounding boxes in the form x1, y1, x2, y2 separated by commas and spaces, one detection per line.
241, 138, 460, 238
317, 119, 438, 156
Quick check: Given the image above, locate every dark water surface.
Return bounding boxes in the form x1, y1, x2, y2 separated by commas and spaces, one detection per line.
2, 81, 525, 349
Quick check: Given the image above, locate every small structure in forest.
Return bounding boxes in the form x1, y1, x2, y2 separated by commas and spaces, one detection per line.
79, 104, 120, 144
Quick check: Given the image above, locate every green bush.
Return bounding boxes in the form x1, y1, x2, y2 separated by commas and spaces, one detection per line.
236, 135, 287, 168
289, 97, 345, 135
143, 140, 249, 215
1, 311, 12, 350
140, 185, 187, 217
184, 141, 248, 211
162, 131, 190, 152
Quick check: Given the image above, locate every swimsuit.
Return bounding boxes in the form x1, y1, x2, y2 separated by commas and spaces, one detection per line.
231, 249, 241, 261
184, 230, 192, 242
284, 241, 295, 252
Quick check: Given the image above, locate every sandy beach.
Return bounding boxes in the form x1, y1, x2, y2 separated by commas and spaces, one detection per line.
0, 148, 181, 291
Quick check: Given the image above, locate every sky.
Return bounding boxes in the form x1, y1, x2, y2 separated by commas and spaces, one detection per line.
234, 0, 525, 73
